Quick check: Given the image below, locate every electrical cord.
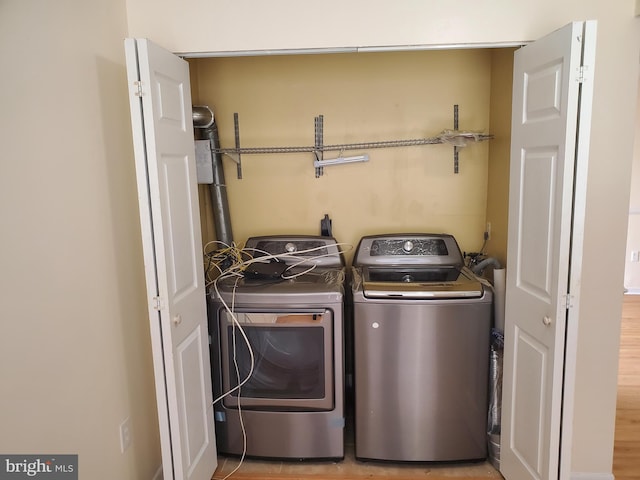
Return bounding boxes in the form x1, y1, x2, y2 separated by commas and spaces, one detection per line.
464, 231, 489, 269
206, 243, 254, 479
213, 277, 249, 480
211, 277, 255, 405
204, 241, 251, 287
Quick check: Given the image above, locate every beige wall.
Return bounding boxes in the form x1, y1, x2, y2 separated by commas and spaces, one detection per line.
192, 50, 494, 260
0, 1, 160, 478
485, 49, 515, 266
125, 0, 625, 55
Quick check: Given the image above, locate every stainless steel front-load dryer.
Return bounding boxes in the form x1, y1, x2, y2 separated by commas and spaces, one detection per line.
351, 233, 492, 462
208, 235, 346, 460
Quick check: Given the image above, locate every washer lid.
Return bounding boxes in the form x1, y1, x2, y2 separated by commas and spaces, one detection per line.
360, 266, 483, 299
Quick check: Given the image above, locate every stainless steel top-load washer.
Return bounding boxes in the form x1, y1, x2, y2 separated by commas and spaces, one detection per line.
351, 233, 492, 462
208, 235, 346, 460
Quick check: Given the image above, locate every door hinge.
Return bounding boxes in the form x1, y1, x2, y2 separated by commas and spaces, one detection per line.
151, 296, 162, 310
133, 81, 143, 97
563, 294, 574, 310
577, 65, 588, 84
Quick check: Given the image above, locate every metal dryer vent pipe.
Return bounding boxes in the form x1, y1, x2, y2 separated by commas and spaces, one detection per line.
192, 105, 234, 246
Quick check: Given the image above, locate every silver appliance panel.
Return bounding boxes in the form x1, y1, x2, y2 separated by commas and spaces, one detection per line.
214, 408, 345, 459
353, 233, 464, 267
214, 266, 346, 297
245, 235, 344, 268
353, 299, 491, 461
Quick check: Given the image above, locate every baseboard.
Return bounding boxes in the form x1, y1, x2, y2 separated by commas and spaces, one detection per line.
571, 473, 614, 480
152, 465, 163, 480
624, 288, 640, 295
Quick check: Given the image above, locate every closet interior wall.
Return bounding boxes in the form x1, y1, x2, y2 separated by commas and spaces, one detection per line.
191, 48, 514, 263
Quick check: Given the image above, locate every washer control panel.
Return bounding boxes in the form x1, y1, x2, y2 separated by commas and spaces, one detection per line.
353, 234, 464, 267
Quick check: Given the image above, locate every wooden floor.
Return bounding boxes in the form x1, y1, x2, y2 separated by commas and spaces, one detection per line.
213, 451, 500, 480
212, 294, 640, 480
612, 294, 640, 480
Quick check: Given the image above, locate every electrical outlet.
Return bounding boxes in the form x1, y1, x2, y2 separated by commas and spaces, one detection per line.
485, 222, 492, 240
632, 251, 640, 263
119, 417, 132, 453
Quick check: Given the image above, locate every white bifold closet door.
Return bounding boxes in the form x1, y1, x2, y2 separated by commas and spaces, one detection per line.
501, 21, 596, 480
124, 38, 218, 480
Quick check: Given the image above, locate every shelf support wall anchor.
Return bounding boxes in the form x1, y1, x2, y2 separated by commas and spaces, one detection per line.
453, 104, 460, 174
314, 115, 324, 178
233, 112, 242, 179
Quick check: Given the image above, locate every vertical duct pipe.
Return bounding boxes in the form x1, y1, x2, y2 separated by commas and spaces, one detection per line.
192, 105, 234, 246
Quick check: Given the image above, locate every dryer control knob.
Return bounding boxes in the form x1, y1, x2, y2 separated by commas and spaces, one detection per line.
285, 242, 297, 253
403, 240, 414, 253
